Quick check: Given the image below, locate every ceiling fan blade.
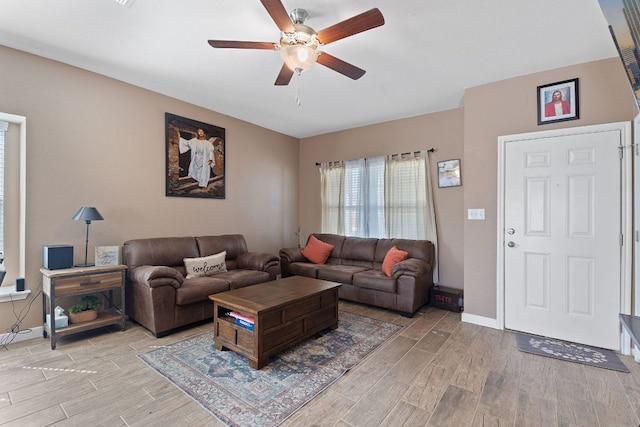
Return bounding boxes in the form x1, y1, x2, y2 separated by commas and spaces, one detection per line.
316, 8, 385, 45
275, 63, 294, 86
208, 40, 276, 50
260, 0, 296, 33
317, 52, 366, 80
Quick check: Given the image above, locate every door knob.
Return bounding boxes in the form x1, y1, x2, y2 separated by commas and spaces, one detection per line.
507, 241, 515, 248
507, 228, 515, 235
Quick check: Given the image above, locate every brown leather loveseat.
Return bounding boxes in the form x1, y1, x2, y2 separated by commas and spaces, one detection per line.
279, 233, 435, 316
123, 234, 279, 337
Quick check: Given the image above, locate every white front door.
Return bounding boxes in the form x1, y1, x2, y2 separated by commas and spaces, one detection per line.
503, 126, 624, 350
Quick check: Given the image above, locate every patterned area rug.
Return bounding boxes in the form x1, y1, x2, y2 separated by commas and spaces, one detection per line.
138, 311, 402, 427
516, 333, 629, 372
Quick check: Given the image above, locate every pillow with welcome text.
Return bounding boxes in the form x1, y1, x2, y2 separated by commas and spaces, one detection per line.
184, 251, 227, 279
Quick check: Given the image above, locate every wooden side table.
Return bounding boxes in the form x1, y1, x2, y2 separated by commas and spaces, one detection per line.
41, 264, 127, 350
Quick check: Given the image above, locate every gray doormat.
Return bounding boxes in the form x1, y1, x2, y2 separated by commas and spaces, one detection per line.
516, 333, 629, 372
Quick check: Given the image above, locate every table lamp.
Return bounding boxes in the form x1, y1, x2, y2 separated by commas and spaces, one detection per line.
72, 207, 104, 267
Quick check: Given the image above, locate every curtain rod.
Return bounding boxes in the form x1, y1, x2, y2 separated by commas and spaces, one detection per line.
315, 148, 435, 166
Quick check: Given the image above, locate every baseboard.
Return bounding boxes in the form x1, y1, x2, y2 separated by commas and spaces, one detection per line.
0, 326, 43, 346
461, 312, 500, 329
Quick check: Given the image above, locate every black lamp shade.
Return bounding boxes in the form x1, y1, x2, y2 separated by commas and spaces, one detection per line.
72, 207, 104, 222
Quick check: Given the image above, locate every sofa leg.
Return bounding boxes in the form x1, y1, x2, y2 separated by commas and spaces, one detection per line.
399, 311, 414, 318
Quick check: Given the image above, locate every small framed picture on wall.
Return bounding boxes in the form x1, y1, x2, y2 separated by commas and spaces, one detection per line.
438, 159, 462, 188
537, 78, 579, 125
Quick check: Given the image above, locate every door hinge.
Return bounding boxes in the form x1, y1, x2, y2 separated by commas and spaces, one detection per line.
620, 233, 624, 246
619, 146, 624, 160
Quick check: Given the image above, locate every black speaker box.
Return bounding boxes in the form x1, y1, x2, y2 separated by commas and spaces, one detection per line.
16, 277, 25, 291
43, 245, 74, 270
430, 285, 464, 312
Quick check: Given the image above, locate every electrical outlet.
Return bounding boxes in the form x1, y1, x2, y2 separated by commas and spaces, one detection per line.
467, 208, 485, 220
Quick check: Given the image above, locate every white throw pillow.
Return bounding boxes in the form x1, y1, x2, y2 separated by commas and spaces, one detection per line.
184, 251, 227, 279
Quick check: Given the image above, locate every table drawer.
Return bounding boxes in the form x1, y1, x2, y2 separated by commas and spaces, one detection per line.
54, 272, 122, 296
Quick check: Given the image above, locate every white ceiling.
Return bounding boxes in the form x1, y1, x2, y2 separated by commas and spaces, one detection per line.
0, 0, 618, 138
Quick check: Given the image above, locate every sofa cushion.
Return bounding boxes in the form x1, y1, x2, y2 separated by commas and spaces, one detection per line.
176, 277, 230, 305
302, 235, 335, 264
123, 236, 199, 269
288, 262, 319, 278
196, 234, 248, 259
317, 264, 370, 283
212, 269, 270, 290
184, 251, 227, 279
353, 269, 397, 293
340, 237, 378, 268
382, 246, 409, 277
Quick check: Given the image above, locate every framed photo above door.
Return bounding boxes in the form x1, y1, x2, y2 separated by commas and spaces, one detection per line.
537, 78, 579, 125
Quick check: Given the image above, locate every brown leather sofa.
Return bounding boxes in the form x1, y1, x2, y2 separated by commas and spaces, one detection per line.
279, 233, 435, 316
123, 234, 279, 337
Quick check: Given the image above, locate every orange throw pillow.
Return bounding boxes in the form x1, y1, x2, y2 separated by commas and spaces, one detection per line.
302, 235, 335, 264
382, 246, 409, 277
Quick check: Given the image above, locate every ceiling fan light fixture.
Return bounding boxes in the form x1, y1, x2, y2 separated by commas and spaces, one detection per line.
280, 44, 317, 73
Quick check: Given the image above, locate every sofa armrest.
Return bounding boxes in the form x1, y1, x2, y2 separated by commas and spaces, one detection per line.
237, 252, 279, 271
279, 247, 306, 263
392, 258, 430, 278
129, 265, 184, 289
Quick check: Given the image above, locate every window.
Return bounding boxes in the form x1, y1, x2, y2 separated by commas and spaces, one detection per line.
319, 152, 436, 241
343, 157, 385, 238
0, 113, 26, 288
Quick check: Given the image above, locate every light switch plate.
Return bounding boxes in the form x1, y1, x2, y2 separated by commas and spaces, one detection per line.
468, 208, 485, 220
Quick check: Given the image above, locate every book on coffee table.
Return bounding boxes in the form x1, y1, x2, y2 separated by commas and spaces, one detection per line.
229, 311, 255, 330
234, 318, 255, 331
229, 311, 254, 324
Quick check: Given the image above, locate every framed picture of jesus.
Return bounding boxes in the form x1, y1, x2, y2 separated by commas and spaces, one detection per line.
537, 78, 579, 125
165, 113, 226, 199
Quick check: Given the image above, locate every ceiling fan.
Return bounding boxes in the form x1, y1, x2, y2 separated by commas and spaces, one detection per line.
208, 0, 385, 86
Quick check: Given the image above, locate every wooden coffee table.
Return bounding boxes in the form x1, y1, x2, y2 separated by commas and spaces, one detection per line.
208, 276, 341, 369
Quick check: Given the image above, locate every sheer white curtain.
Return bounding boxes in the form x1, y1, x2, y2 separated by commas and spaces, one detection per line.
384, 151, 438, 282
320, 162, 345, 235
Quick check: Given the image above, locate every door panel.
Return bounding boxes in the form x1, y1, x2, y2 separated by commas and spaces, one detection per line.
504, 130, 621, 350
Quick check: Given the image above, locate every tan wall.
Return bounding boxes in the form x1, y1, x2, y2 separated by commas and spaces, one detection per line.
298, 109, 465, 288
0, 46, 299, 333
463, 57, 638, 319
0, 45, 636, 337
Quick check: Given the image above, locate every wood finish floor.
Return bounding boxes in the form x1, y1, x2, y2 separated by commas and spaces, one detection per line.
1, 301, 640, 426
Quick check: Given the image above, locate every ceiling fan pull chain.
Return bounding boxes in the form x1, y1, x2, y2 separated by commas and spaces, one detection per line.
295, 70, 302, 107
